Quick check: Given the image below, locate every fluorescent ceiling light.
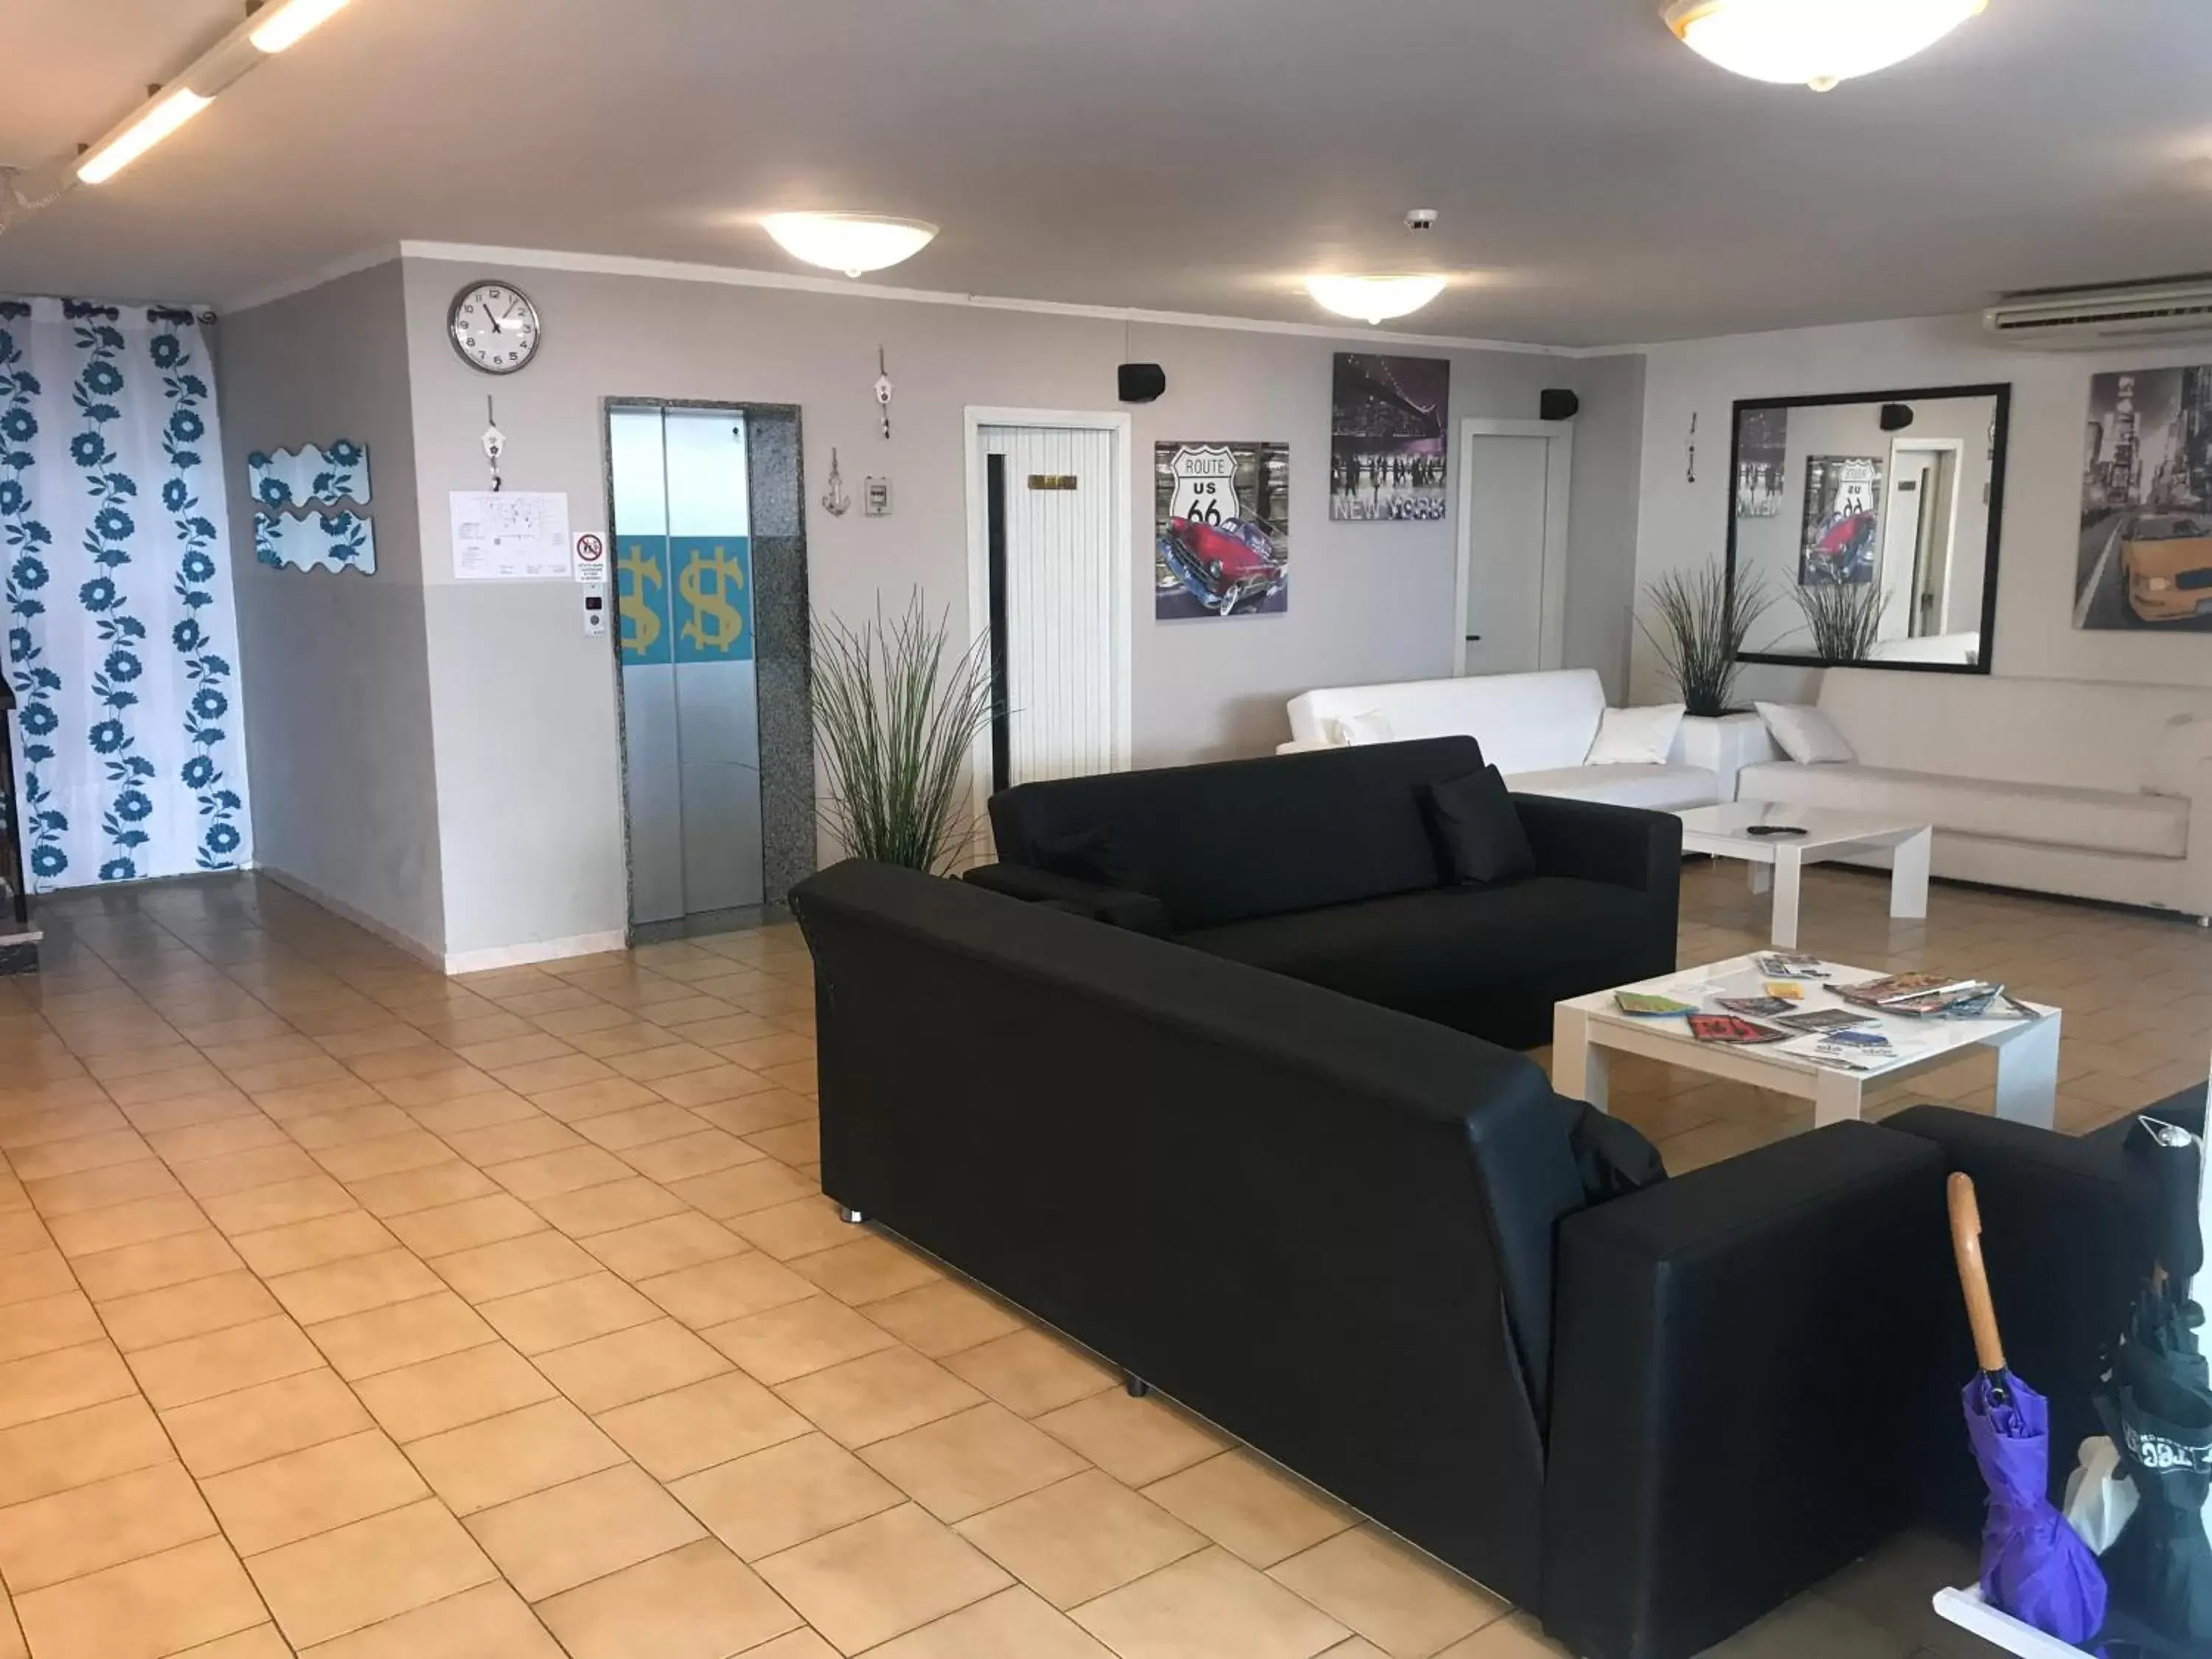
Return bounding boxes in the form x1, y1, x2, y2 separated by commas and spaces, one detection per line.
250, 0, 354, 54
77, 89, 212, 184
1304, 274, 1447, 326
762, 212, 939, 279
1664, 0, 1988, 92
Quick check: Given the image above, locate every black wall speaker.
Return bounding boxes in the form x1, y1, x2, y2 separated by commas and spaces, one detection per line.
1118, 363, 1166, 404
1879, 403, 1916, 432
1540, 388, 1580, 422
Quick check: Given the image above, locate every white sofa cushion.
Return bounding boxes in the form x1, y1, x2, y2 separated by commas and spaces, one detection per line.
1755, 702, 1856, 765
2147, 712, 2212, 799
1506, 764, 1722, 813
1328, 709, 1396, 747
1738, 762, 2189, 861
1588, 704, 1686, 766
1287, 669, 1607, 774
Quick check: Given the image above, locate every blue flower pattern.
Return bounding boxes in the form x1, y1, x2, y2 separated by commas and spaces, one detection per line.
0, 300, 65, 883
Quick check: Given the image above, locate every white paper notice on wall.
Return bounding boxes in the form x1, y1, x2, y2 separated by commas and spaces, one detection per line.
450, 491, 572, 580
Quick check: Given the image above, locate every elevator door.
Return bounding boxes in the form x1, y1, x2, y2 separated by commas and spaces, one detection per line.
611, 406, 763, 925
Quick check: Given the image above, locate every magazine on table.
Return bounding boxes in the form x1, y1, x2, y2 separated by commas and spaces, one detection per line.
1717, 995, 1798, 1019
1688, 1013, 1792, 1046
1613, 990, 1697, 1017
1755, 953, 1832, 980
1834, 973, 2024, 1020
1772, 1008, 1875, 1035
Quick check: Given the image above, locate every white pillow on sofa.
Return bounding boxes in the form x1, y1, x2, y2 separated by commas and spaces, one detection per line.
1755, 702, 1856, 765
1328, 709, 1395, 746
1586, 704, 1686, 765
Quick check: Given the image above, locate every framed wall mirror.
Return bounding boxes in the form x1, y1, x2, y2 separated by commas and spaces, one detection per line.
1725, 383, 2010, 675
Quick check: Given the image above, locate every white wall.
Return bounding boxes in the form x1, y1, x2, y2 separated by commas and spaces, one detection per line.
1631, 313, 2212, 703
393, 255, 1647, 960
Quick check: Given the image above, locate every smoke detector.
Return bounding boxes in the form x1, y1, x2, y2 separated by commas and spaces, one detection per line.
1405, 209, 1439, 233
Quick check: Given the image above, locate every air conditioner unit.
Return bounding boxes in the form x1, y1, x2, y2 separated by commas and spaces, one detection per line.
1984, 279, 2212, 349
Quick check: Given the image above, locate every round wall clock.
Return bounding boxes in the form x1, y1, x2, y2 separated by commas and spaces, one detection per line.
448, 280, 542, 375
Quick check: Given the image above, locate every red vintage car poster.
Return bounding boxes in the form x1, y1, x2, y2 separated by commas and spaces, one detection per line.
1154, 440, 1290, 619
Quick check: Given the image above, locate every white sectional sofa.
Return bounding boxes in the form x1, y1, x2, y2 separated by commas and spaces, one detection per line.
1281, 669, 1749, 811
1736, 669, 2212, 922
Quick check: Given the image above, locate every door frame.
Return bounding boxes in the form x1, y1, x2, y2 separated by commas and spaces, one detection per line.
1453, 417, 1572, 676
1885, 437, 1964, 637
961, 407, 1134, 848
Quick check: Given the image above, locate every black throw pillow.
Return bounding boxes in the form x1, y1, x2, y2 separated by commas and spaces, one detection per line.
1420, 767, 1536, 887
1033, 825, 1141, 891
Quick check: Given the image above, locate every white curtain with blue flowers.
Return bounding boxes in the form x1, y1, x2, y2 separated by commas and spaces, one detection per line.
1, 297, 251, 890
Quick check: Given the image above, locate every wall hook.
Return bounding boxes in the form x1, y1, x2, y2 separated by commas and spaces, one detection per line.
874, 347, 894, 441
482, 394, 506, 493
1685, 411, 1698, 486
822, 448, 851, 517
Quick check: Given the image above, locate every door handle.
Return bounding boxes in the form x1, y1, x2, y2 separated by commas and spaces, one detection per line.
1464, 634, 1482, 642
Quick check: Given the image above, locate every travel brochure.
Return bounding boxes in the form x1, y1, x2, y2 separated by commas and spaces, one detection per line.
1608, 954, 2039, 1072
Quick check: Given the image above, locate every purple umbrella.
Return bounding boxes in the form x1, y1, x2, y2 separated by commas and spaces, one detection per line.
1952, 1173, 2108, 1647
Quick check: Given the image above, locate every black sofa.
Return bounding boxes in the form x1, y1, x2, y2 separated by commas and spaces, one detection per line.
963, 737, 1681, 1050
793, 859, 1954, 1659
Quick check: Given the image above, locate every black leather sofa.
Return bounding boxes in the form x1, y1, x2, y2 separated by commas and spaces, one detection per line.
793, 859, 1955, 1659
962, 737, 1681, 1050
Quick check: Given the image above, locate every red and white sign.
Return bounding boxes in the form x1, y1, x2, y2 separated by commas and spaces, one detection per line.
572, 531, 608, 585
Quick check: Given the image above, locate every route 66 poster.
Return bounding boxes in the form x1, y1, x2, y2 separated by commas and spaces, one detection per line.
1154, 441, 1290, 619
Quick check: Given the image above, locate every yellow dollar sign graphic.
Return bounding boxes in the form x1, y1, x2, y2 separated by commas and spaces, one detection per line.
679, 543, 747, 655
618, 542, 664, 655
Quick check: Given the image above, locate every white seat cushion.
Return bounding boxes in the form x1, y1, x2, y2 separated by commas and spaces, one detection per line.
1506, 765, 1722, 812
1737, 762, 2189, 860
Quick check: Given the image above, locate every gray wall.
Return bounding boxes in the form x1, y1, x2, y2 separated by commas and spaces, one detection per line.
223, 254, 1646, 962
217, 262, 446, 953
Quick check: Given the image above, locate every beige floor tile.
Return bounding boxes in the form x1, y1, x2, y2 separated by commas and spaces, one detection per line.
639, 1252, 816, 1329
0, 1394, 173, 1506
0, 1248, 75, 1310
571, 1102, 703, 1152
46, 1194, 205, 1258
526, 1077, 664, 1125
530, 1175, 690, 1238
672, 1432, 902, 1561
342, 1342, 538, 1444
668, 1159, 818, 1220
486, 1146, 633, 1202
0, 1458, 217, 1591
1035, 1389, 1228, 1486
860, 1401, 1090, 1523
534, 1316, 729, 1413
27, 1158, 183, 1216
725, 1197, 851, 1260
789, 1235, 942, 1306
293, 1579, 563, 1658
170, 1623, 296, 1658
405, 1091, 540, 1139
534, 1536, 801, 1659
754, 1501, 1011, 1654
1144, 1450, 1359, 1568
201, 1174, 358, 1237
863, 1279, 1025, 1360
743, 1123, 820, 1166
129, 1315, 324, 1409
0, 1340, 137, 1429
496, 1054, 619, 1095
702, 1295, 895, 1388
944, 1329, 1117, 1418
465, 1462, 705, 1601
403, 1393, 629, 1513
867, 1584, 1116, 1659
0, 1290, 103, 1363
229, 1210, 397, 1278
246, 1498, 499, 1650
101, 1269, 282, 1352
1433, 1613, 1576, 1658
648, 1064, 776, 1108
441, 1116, 582, 1166
268, 1247, 445, 1324
145, 1115, 291, 1165
382, 1192, 545, 1258
313, 1132, 455, 1185
479, 1270, 660, 1355
308, 1291, 495, 1380
690, 1091, 817, 1138
170, 1144, 323, 1200
1070, 1546, 1350, 1659
956, 1467, 1207, 1609
12, 1534, 264, 1659
163, 1366, 375, 1477
8, 1127, 151, 1183
1269, 1526, 1509, 1658
726, 1631, 837, 1659
773, 1344, 982, 1448
369, 1068, 505, 1108
594, 1369, 810, 1481
617, 1127, 760, 1185
347, 1161, 501, 1219
433, 1229, 599, 1303
581, 1210, 747, 1280
201, 1427, 431, 1554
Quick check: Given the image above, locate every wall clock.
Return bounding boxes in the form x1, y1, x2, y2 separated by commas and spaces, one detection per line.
448, 280, 542, 375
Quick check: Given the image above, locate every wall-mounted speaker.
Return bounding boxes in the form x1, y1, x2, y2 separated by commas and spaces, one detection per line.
1118, 364, 1166, 404
1540, 388, 1580, 422
1879, 403, 1916, 432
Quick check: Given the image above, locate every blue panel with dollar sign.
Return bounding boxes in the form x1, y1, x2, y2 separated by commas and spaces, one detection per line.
672, 536, 754, 663
618, 535, 673, 666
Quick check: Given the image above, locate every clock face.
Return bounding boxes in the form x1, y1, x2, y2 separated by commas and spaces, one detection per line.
448, 282, 541, 375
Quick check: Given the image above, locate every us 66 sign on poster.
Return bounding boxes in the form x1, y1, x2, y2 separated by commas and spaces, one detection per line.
1154, 440, 1290, 620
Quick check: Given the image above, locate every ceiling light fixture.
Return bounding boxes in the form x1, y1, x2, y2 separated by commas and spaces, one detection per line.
1304, 274, 1448, 327
73, 0, 359, 185
762, 213, 940, 279
1663, 0, 1988, 93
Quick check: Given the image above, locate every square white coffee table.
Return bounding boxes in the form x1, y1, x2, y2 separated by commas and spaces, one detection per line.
1552, 954, 2060, 1129
1679, 801, 1934, 950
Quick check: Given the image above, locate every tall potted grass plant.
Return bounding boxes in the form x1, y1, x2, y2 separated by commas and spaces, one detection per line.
1637, 560, 1772, 716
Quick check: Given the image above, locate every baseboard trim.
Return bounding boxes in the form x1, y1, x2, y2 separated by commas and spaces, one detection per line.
442, 932, 628, 976
259, 866, 448, 972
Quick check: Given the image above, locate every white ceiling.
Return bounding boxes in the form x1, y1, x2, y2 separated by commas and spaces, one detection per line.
1, 0, 2208, 347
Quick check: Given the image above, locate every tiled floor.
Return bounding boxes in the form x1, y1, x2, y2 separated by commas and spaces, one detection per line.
0, 863, 2198, 1658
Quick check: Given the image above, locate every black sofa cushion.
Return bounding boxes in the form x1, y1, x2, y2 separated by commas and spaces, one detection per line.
1422, 765, 1536, 887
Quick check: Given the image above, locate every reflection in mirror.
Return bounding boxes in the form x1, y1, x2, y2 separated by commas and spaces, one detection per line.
1727, 386, 2008, 674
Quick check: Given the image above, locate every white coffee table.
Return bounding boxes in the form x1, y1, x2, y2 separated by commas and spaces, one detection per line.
1552, 954, 2061, 1129
1679, 801, 1934, 949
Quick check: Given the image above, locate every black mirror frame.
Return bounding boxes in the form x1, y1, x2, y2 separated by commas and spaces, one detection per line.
1724, 382, 2011, 676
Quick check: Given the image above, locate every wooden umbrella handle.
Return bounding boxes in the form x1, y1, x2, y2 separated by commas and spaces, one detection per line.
1948, 1172, 2007, 1376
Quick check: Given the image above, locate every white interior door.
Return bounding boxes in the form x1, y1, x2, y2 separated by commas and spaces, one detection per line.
1455, 422, 1571, 675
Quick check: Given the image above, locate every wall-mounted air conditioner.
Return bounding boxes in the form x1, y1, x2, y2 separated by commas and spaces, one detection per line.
1984, 278, 2212, 349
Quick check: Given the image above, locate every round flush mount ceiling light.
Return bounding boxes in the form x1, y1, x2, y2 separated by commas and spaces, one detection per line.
1663, 0, 1988, 92
762, 212, 939, 279
1304, 274, 1448, 326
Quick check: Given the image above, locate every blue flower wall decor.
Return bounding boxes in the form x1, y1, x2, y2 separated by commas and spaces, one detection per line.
247, 439, 376, 576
